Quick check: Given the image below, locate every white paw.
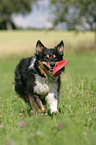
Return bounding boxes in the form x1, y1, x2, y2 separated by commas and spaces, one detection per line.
50, 109, 58, 114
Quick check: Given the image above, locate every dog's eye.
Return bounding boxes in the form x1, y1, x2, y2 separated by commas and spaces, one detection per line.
43, 57, 49, 61
54, 57, 59, 62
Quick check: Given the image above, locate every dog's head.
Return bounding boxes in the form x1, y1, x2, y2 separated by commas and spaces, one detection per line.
35, 40, 64, 77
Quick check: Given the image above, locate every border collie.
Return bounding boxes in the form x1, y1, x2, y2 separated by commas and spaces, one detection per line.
14, 40, 64, 114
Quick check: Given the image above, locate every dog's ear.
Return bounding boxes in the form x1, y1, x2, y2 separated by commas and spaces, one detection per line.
56, 40, 64, 55
36, 40, 45, 55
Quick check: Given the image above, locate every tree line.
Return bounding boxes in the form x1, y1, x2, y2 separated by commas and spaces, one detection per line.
0, 0, 95, 31
0, 0, 37, 30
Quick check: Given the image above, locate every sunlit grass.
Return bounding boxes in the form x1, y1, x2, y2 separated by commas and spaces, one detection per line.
0, 53, 96, 145
0, 30, 95, 58
0, 30, 96, 145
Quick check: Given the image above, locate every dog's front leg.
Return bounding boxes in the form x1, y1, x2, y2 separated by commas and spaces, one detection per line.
29, 95, 46, 113
45, 93, 58, 114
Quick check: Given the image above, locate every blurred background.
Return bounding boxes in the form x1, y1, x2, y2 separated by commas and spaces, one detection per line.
0, 0, 96, 58
0, 1, 96, 145
0, 0, 96, 74
0, 0, 95, 31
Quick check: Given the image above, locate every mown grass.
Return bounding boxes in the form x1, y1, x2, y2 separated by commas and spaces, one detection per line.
0, 31, 96, 145
0, 30, 95, 58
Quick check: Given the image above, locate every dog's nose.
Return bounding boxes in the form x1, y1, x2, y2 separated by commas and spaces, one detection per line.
50, 62, 55, 68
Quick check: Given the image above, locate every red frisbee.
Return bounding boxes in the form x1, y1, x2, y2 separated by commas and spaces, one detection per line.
53, 60, 68, 77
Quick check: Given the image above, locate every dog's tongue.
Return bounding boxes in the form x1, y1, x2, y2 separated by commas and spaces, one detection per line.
53, 60, 68, 77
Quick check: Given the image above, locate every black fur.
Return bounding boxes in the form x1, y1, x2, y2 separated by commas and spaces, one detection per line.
14, 40, 64, 113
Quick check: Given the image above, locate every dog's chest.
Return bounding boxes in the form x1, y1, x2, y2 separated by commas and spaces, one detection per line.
34, 74, 58, 96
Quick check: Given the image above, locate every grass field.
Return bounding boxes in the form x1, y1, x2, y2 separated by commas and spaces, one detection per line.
0, 31, 96, 145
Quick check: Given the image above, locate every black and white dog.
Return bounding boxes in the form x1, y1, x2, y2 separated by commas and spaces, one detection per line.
14, 40, 64, 114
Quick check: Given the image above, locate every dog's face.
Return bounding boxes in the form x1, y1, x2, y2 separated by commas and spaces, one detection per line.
35, 40, 64, 76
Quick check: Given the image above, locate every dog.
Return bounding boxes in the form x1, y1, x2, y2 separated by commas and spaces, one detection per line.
14, 40, 64, 114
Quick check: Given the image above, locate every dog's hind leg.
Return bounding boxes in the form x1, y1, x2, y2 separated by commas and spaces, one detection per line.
29, 95, 46, 113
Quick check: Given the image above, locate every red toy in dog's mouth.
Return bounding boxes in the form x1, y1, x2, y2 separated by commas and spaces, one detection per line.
53, 60, 68, 77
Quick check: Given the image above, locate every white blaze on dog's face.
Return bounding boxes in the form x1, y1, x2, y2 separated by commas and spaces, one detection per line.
35, 40, 64, 76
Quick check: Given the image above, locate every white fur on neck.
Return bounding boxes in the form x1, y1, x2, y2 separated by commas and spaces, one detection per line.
29, 57, 36, 70
34, 74, 58, 96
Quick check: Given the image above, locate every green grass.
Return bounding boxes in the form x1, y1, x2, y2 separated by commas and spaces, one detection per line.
0, 30, 95, 58
0, 31, 96, 145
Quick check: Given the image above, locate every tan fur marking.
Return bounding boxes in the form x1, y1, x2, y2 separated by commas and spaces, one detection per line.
29, 96, 46, 113
42, 62, 50, 67
36, 46, 43, 53
38, 66, 46, 77
38, 61, 51, 76
29, 97, 41, 112
57, 46, 63, 55
46, 55, 49, 58
38, 61, 47, 77
39, 61, 50, 76
41, 62, 51, 76
39, 99, 46, 113
53, 55, 56, 58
